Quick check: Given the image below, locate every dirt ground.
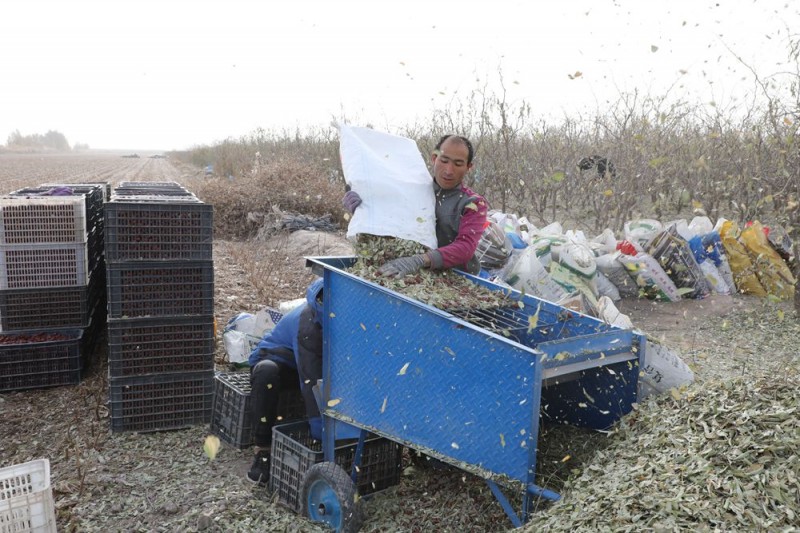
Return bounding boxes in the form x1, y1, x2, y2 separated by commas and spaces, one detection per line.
0, 152, 794, 532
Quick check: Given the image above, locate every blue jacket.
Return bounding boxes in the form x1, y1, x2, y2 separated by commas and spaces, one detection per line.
248, 303, 304, 368
248, 278, 324, 368
248, 279, 328, 438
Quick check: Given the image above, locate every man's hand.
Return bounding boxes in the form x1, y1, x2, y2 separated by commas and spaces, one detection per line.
342, 190, 362, 214
378, 254, 427, 277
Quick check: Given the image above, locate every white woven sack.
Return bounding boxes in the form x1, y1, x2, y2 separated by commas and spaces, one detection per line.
639, 340, 695, 399
624, 219, 663, 249
504, 246, 567, 302
340, 124, 437, 249
616, 252, 682, 302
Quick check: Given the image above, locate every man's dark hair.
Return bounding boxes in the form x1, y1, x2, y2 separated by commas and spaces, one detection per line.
435, 135, 474, 165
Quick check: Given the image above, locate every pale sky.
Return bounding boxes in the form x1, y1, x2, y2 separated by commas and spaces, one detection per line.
1, 0, 797, 151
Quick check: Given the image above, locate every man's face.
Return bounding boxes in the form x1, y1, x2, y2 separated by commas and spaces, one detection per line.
431, 138, 472, 190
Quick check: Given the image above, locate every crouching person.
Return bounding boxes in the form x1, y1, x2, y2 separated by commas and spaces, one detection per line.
246, 278, 325, 485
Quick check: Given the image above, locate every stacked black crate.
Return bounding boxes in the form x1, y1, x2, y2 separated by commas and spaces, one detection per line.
105, 182, 215, 432
0, 184, 106, 392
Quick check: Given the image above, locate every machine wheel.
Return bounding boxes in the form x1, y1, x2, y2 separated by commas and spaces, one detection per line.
301, 461, 362, 532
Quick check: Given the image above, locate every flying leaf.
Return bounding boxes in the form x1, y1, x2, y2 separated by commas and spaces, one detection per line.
360, 323, 366, 331
380, 397, 388, 413
651, 45, 659, 52
777, 309, 785, 321
398, 362, 410, 375
551, 172, 565, 182
499, 434, 506, 447
603, 189, 613, 197
328, 398, 342, 407
464, 202, 478, 211
527, 303, 541, 333
203, 435, 221, 461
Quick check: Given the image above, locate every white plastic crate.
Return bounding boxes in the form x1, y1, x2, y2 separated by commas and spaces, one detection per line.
0, 458, 57, 533
0, 196, 88, 245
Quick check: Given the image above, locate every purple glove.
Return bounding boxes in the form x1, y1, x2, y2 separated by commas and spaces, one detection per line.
342, 190, 362, 214
378, 255, 426, 277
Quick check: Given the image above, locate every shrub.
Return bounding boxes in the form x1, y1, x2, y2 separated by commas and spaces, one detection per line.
190, 155, 345, 239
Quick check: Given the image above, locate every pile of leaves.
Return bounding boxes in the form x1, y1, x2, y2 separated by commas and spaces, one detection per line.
349, 234, 511, 311
528, 307, 800, 532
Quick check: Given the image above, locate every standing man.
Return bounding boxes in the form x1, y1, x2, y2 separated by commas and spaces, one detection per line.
343, 134, 489, 276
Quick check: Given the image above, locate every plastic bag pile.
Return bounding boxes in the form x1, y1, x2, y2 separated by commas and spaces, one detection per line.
483, 212, 796, 319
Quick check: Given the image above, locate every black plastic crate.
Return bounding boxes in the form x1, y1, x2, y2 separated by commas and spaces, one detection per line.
114, 181, 194, 197
270, 421, 402, 513
106, 261, 214, 318
104, 201, 213, 262
0, 280, 104, 332
39, 182, 109, 203
107, 316, 215, 377
118, 181, 187, 189
0, 329, 83, 392
109, 371, 214, 433
209, 372, 306, 449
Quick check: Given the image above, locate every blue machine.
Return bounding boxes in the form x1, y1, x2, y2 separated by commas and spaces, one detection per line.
302, 256, 645, 531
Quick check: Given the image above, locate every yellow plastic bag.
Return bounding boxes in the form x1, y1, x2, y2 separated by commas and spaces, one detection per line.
740, 221, 795, 300
718, 220, 766, 296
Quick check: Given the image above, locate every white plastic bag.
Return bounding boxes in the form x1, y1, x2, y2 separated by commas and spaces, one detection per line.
223, 309, 278, 364
278, 298, 306, 314
591, 228, 619, 256
597, 296, 633, 328
595, 252, 640, 298
639, 340, 695, 399
699, 260, 730, 295
339, 124, 437, 249
616, 252, 682, 301
595, 271, 621, 301
504, 247, 567, 302
688, 216, 713, 235
624, 219, 663, 249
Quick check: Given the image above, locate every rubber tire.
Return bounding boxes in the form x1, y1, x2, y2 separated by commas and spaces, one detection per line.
301, 462, 362, 533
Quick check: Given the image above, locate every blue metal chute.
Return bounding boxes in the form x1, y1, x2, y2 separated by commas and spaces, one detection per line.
307, 256, 644, 527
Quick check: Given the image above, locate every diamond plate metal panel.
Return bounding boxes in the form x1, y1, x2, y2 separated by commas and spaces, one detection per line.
307, 257, 641, 488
